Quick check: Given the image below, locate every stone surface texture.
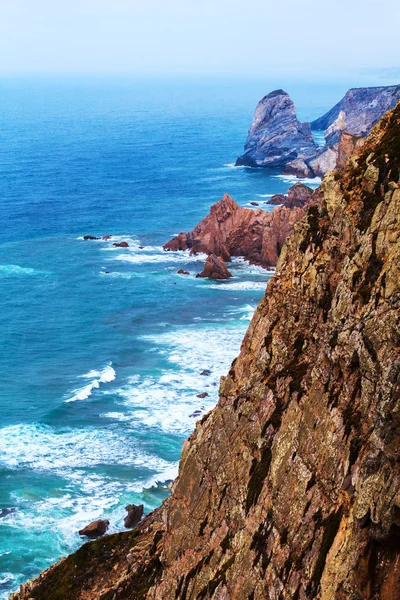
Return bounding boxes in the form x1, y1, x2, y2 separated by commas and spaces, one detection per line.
164, 193, 307, 267
10, 104, 400, 600
235, 90, 317, 168
195, 254, 232, 279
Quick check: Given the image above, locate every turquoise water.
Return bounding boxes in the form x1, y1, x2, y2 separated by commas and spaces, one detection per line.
0, 78, 339, 596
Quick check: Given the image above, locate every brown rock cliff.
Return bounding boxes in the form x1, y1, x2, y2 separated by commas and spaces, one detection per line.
11, 104, 400, 600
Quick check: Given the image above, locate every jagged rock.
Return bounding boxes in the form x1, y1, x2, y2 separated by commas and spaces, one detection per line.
311, 84, 400, 144
102, 235, 111, 240
283, 158, 314, 178
124, 504, 144, 529
177, 269, 190, 275
268, 183, 314, 209
164, 193, 306, 267
78, 519, 109, 539
113, 241, 129, 248
307, 144, 338, 177
250, 201, 259, 206
336, 131, 365, 167
189, 410, 202, 418
10, 103, 400, 600
196, 254, 232, 280
83, 235, 98, 240
196, 392, 209, 399
236, 90, 317, 168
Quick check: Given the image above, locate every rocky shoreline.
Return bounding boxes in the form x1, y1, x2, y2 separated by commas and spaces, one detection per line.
237, 84, 400, 179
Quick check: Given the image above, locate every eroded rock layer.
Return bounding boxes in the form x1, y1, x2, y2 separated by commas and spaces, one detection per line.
163, 194, 307, 267
11, 104, 400, 600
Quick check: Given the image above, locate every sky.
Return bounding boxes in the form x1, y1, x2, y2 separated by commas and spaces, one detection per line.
0, 0, 400, 80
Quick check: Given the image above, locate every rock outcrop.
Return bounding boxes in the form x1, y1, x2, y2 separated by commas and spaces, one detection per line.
10, 104, 400, 600
164, 193, 307, 267
78, 519, 109, 539
195, 254, 232, 279
124, 504, 144, 529
235, 90, 317, 168
268, 182, 313, 208
248, 84, 400, 179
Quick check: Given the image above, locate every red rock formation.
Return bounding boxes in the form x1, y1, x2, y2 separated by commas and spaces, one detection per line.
78, 520, 109, 539
195, 254, 232, 279
10, 104, 400, 600
268, 182, 313, 209
336, 131, 365, 167
164, 193, 307, 267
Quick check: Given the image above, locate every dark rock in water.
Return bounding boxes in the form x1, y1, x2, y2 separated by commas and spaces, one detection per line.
268, 193, 286, 205
113, 241, 129, 248
200, 369, 211, 376
189, 410, 202, 418
83, 235, 99, 240
177, 269, 190, 275
250, 201, 259, 206
124, 504, 144, 529
267, 183, 314, 209
235, 90, 317, 168
195, 254, 232, 280
0, 508, 16, 519
102, 235, 111, 240
139, 246, 145, 249
78, 519, 109, 538
196, 392, 209, 399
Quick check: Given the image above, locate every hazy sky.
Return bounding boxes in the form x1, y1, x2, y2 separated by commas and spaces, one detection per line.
1, 0, 399, 78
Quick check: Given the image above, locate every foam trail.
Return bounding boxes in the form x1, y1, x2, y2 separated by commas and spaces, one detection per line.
65, 364, 116, 402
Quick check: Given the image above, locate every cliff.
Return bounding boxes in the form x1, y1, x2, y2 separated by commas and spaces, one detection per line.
163, 193, 309, 267
235, 90, 317, 168
11, 104, 400, 599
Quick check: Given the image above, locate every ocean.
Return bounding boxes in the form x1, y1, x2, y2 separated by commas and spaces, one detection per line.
0, 77, 343, 597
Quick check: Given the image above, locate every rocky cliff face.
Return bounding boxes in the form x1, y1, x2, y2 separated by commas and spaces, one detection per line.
235, 90, 317, 168
11, 104, 400, 600
163, 193, 309, 267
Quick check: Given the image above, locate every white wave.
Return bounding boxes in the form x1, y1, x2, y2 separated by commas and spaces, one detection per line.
0, 573, 15, 585
256, 193, 274, 198
113, 250, 207, 265
204, 281, 267, 291
223, 163, 247, 169
99, 271, 133, 279
0, 264, 49, 277
274, 174, 322, 186
65, 364, 116, 402
0, 423, 172, 474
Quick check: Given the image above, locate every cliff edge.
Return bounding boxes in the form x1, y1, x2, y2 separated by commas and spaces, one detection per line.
11, 103, 400, 599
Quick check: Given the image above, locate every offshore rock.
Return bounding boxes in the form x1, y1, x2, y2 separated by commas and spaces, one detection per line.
10, 104, 400, 600
78, 519, 109, 539
124, 504, 144, 529
235, 90, 317, 168
268, 182, 314, 209
113, 241, 129, 248
164, 193, 306, 267
195, 254, 232, 279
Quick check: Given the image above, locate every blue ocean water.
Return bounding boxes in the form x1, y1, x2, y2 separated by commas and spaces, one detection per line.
0, 77, 342, 596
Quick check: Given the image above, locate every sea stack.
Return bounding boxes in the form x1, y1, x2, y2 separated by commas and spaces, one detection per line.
235, 90, 317, 168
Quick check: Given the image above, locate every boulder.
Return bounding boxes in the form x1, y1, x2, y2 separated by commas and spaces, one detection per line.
113, 241, 129, 248
200, 369, 211, 376
267, 183, 314, 209
102, 235, 111, 240
177, 269, 190, 275
196, 392, 209, 399
267, 194, 286, 205
235, 90, 317, 168
78, 519, 109, 538
250, 201, 259, 206
124, 504, 144, 529
196, 254, 232, 280
83, 235, 99, 240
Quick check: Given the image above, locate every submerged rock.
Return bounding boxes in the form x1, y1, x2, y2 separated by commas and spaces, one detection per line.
177, 269, 190, 275
235, 90, 317, 168
124, 504, 144, 529
196, 254, 232, 280
78, 519, 109, 539
196, 392, 209, 399
0, 508, 16, 519
83, 235, 99, 240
